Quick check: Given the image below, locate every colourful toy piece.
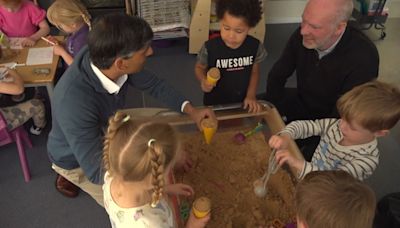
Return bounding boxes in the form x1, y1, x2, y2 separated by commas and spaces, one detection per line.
0, 32, 10, 48
285, 222, 297, 228
180, 200, 190, 221
234, 122, 264, 144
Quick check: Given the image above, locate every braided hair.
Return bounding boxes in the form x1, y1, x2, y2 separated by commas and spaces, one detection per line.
148, 139, 166, 207
103, 111, 178, 207
47, 0, 92, 31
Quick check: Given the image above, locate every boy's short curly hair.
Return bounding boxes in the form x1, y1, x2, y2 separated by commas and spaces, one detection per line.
216, 0, 263, 28
337, 80, 400, 132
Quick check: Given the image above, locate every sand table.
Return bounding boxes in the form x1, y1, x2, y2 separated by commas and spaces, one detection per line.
176, 128, 297, 227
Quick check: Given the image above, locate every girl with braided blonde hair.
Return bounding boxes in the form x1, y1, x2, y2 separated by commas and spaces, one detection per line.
45, 0, 91, 67
102, 111, 210, 228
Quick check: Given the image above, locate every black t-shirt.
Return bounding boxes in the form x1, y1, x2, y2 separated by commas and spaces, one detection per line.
204, 36, 259, 105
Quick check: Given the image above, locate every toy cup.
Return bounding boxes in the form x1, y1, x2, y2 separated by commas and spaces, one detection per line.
201, 118, 218, 144
206, 67, 220, 85
192, 197, 211, 218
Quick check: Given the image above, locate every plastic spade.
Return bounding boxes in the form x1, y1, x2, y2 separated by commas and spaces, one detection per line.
234, 122, 264, 144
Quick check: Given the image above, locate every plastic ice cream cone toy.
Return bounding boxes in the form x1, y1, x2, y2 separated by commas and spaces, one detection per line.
192, 197, 211, 218
206, 67, 220, 85
201, 118, 218, 144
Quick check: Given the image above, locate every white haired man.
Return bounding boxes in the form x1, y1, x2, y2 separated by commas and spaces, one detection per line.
262, 0, 379, 160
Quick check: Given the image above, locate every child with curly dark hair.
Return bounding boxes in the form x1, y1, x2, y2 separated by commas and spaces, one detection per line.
195, 0, 267, 112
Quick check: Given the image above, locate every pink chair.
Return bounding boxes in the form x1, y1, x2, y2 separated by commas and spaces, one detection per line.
0, 112, 33, 182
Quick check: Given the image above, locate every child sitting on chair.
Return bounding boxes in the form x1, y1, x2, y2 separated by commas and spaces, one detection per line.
0, 0, 49, 47
0, 70, 46, 135
103, 111, 210, 228
0, 0, 50, 102
295, 170, 376, 228
269, 80, 400, 180
194, 0, 267, 112
46, 0, 91, 67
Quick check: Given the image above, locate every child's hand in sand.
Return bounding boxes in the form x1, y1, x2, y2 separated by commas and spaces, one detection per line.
268, 134, 291, 150
164, 183, 194, 197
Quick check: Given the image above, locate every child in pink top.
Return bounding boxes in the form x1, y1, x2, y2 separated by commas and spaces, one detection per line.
0, 0, 49, 47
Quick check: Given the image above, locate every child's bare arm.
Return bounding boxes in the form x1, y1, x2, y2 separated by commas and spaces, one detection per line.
53, 45, 73, 65
243, 63, 261, 113
42, 36, 73, 65
275, 149, 305, 176
31, 20, 50, 41
21, 20, 50, 47
195, 62, 213, 92
194, 62, 207, 82
164, 183, 194, 196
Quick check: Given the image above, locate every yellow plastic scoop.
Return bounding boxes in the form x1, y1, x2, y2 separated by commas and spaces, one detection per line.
192, 197, 211, 218
206, 67, 220, 85
201, 118, 218, 144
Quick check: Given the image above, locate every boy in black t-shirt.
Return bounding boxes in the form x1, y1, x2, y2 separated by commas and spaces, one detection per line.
195, 0, 267, 112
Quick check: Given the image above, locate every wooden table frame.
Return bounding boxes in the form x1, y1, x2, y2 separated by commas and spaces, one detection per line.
123, 101, 303, 174
124, 102, 302, 227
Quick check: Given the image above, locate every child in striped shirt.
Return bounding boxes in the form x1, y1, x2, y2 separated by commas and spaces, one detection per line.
269, 81, 400, 180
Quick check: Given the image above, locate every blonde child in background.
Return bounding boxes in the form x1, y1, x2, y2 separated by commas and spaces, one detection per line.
46, 0, 91, 67
102, 111, 210, 228
195, 0, 267, 112
295, 170, 376, 228
0, 0, 49, 47
269, 81, 400, 181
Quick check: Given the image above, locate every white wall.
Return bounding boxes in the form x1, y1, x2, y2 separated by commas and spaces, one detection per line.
387, 0, 400, 17
264, 0, 400, 24
265, 0, 305, 24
